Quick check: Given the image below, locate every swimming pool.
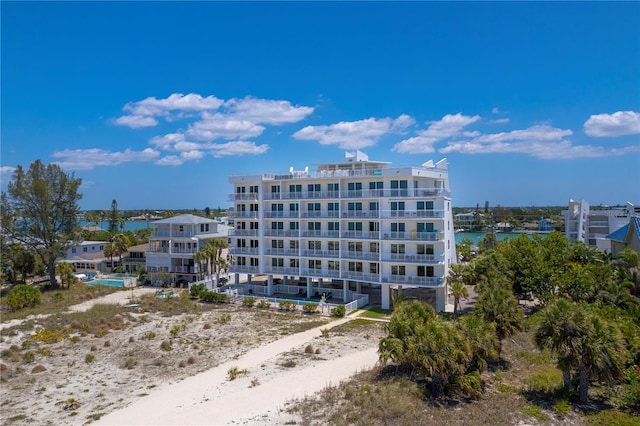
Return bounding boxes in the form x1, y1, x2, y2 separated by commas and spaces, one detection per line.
87, 279, 125, 287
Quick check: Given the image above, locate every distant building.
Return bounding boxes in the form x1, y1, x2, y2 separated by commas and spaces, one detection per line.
607, 217, 640, 257
454, 211, 482, 231
562, 200, 640, 252
121, 243, 147, 274
496, 222, 514, 232
62, 241, 112, 274
537, 219, 555, 232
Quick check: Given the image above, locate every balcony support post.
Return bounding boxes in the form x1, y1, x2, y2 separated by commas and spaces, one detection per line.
381, 284, 391, 310
267, 275, 273, 296
343, 280, 349, 302
306, 277, 312, 298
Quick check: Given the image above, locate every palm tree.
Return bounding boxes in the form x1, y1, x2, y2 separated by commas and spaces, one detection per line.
534, 298, 588, 389
475, 287, 523, 357
577, 313, 627, 403
457, 315, 499, 373
448, 263, 472, 316
55, 261, 75, 289
103, 244, 115, 272
111, 234, 130, 273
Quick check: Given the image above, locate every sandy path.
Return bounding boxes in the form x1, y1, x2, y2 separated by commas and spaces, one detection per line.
97, 317, 380, 425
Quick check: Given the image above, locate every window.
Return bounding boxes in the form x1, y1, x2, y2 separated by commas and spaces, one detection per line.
328, 222, 340, 231
328, 183, 339, 192
237, 257, 246, 266
200, 223, 210, 232
370, 263, 379, 274
369, 181, 383, 193
72, 248, 76, 254
369, 202, 378, 211
348, 202, 362, 211
271, 203, 284, 212
271, 240, 284, 249
391, 223, 405, 232
250, 222, 259, 230
250, 240, 259, 248
289, 203, 299, 212
289, 222, 299, 230
308, 259, 321, 270
348, 242, 363, 252
390, 180, 408, 196
417, 266, 434, 277
391, 244, 405, 254
272, 258, 284, 267
417, 244, 434, 255
348, 182, 362, 191
83, 247, 87, 253
289, 240, 299, 250
328, 241, 339, 251
417, 201, 434, 210
290, 259, 299, 268
308, 222, 321, 230
308, 241, 321, 250
307, 184, 320, 192
271, 222, 284, 230
348, 222, 363, 231
99, 245, 104, 250
236, 186, 246, 194
391, 201, 405, 217
250, 258, 259, 267
328, 261, 340, 271
392, 265, 406, 276
348, 262, 363, 272
271, 185, 280, 193
250, 204, 258, 212
237, 239, 246, 248
370, 242, 379, 253
289, 184, 302, 193
179, 225, 184, 232
327, 202, 339, 212
417, 223, 434, 232
249, 185, 259, 193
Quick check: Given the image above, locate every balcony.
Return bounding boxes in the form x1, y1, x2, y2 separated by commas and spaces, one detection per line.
264, 211, 299, 218
151, 231, 196, 238
342, 231, 380, 239
229, 247, 260, 255
229, 229, 259, 237
341, 211, 379, 219
228, 212, 260, 219
381, 275, 442, 286
300, 230, 341, 238
382, 254, 442, 264
301, 249, 341, 258
341, 251, 380, 261
382, 231, 441, 241
264, 229, 299, 237
341, 271, 380, 282
228, 193, 259, 202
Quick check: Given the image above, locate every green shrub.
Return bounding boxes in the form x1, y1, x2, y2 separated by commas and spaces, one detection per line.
5, 285, 41, 311
331, 304, 346, 317
552, 399, 573, 414
200, 290, 230, 303
189, 283, 206, 299
170, 325, 180, 338
242, 297, 256, 307
85, 354, 95, 363
22, 351, 35, 363
620, 365, 640, 410
256, 300, 271, 309
279, 300, 296, 311
302, 303, 318, 314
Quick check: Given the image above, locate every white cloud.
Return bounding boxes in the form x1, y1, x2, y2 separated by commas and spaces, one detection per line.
113, 115, 158, 129
293, 115, 414, 149
223, 97, 315, 124
149, 133, 186, 150
52, 148, 160, 170
123, 93, 224, 117
438, 124, 638, 159
583, 111, 640, 137
209, 141, 270, 157
155, 150, 205, 166
492, 107, 500, 114
393, 113, 479, 153
1, 166, 16, 184
187, 113, 265, 141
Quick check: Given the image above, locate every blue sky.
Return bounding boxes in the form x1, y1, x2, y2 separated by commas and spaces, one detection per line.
2, 2, 639, 211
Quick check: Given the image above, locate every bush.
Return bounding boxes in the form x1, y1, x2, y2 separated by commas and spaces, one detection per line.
279, 300, 296, 311
189, 283, 206, 299
256, 300, 271, 309
302, 303, 318, 314
242, 297, 256, 307
200, 290, 230, 304
331, 304, 346, 317
5, 285, 41, 311
85, 354, 95, 363
160, 340, 172, 351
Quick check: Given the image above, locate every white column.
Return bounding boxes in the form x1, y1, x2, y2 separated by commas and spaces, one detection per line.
435, 286, 446, 312
343, 280, 349, 301
306, 277, 312, 298
381, 284, 391, 310
234, 273, 239, 285
356, 282, 362, 294
267, 275, 273, 296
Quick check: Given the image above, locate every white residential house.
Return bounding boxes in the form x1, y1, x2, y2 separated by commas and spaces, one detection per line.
145, 214, 230, 285
563, 200, 640, 252
227, 151, 457, 311
62, 241, 111, 275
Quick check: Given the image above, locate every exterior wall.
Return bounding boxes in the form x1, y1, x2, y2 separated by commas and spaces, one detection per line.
227, 155, 457, 312
145, 215, 220, 283
66, 241, 107, 258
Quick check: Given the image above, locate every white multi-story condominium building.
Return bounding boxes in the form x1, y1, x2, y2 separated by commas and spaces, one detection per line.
227, 151, 457, 311
562, 200, 640, 252
146, 214, 230, 285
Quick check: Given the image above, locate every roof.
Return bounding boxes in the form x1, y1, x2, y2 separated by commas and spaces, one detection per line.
127, 243, 148, 252
607, 217, 640, 243
152, 214, 217, 225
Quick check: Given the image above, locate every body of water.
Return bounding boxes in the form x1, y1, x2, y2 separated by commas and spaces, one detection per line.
81, 220, 151, 232
455, 232, 549, 245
